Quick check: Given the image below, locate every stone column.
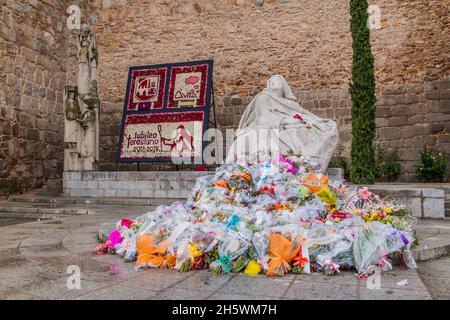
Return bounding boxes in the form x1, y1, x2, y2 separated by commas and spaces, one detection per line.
64, 25, 100, 171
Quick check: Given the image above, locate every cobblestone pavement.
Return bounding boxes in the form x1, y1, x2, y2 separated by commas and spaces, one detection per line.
0, 206, 447, 300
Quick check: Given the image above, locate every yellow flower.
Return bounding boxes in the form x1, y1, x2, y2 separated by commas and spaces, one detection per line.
384, 207, 392, 214
188, 243, 203, 260
244, 260, 262, 276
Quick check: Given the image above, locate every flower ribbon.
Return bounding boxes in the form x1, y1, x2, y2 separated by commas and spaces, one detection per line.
322, 259, 340, 272
257, 255, 270, 271
218, 255, 231, 273
271, 255, 292, 273
226, 215, 240, 230
358, 272, 368, 279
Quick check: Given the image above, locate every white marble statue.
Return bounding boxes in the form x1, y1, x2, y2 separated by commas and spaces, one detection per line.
64, 24, 100, 171
226, 75, 339, 170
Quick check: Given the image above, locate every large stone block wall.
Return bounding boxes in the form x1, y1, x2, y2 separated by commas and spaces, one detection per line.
216, 80, 450, 182
81, 0, 449, 181
82, 0, 449, 98
2, 0, 447, 191
0, 0, 71, 193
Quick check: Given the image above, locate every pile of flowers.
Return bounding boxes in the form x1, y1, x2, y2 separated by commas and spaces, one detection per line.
95, 153, 417, 278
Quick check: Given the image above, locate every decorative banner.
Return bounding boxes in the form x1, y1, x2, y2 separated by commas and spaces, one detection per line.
117, 60, 213, 162
127, 67, 167, 111
167, 63, 209, 108
119, 112, 204, 161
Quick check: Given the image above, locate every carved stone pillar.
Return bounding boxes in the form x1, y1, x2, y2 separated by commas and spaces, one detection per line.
64, 25, 100, 172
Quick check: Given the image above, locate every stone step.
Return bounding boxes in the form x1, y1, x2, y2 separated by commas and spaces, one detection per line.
0, 212, 65, 220
412, 220, 450, 261
0, 197, 163, 219
7, 195, 183, 207
413, 234, 450, 261
0, 202, 89, 216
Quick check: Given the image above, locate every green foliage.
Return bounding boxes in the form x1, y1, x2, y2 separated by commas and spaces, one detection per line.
96, 233, 108, 244
374, 145, 401, 182
416, 148, 449, 182
329, 145, 351, 181
0, 179, 23, 196
383, 151, 402, 182
374, 145, 385, 179
349, 0, 377, 184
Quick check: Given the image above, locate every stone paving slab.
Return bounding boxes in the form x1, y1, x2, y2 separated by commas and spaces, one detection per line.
0, 206, 446, 300
75, 285, 158, 300
0, 284, 44, 300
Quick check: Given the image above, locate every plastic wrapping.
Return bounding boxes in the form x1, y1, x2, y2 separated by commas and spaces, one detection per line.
135, 234, 176, 270
95, 153, 418, 278
210, 230, 250, 274
266, 233, 301, 277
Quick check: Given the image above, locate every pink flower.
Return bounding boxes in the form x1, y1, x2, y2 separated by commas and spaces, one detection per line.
108, 229, 122, 249
95, 241, 111, 255
120, 219, 133, 229
358, 187, 372, 200
276, 155, 297, 174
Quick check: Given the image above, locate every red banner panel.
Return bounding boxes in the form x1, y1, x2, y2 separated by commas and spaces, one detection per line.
118, 60, 213, 163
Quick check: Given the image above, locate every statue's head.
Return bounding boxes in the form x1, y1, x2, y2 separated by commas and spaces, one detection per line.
266, 75, 297, 101
268, 76, 284, 97
65, 85, 77, 99
81, 24, 91, 35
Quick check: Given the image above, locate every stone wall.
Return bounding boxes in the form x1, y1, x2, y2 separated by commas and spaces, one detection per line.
0, 0, 70, 194
0, 1, 447, 194
80, 0, 449, 181
217, 80, 450, 182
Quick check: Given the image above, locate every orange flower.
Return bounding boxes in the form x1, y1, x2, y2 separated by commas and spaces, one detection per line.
293, 251, 309, 268
215, 180, 229, 189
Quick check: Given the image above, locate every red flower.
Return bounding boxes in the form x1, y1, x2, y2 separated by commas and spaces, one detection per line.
95, 240, 111, 255
193, 256, 205, 270
120, 219, 134, 229
293, 251, 309, 268
259, 186, 275, 194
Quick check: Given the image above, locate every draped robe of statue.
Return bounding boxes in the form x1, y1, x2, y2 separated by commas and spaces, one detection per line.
226, 75, 339, 171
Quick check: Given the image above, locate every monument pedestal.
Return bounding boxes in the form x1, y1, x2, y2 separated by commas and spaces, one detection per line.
62, 168, 344, 199
63, 171, 207, 199
62, 169, 446, 219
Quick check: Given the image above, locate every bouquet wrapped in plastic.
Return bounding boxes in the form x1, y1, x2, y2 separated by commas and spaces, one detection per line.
95, 152, 418, 279
210, 230, 250, 274
266, 233, 302, 277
